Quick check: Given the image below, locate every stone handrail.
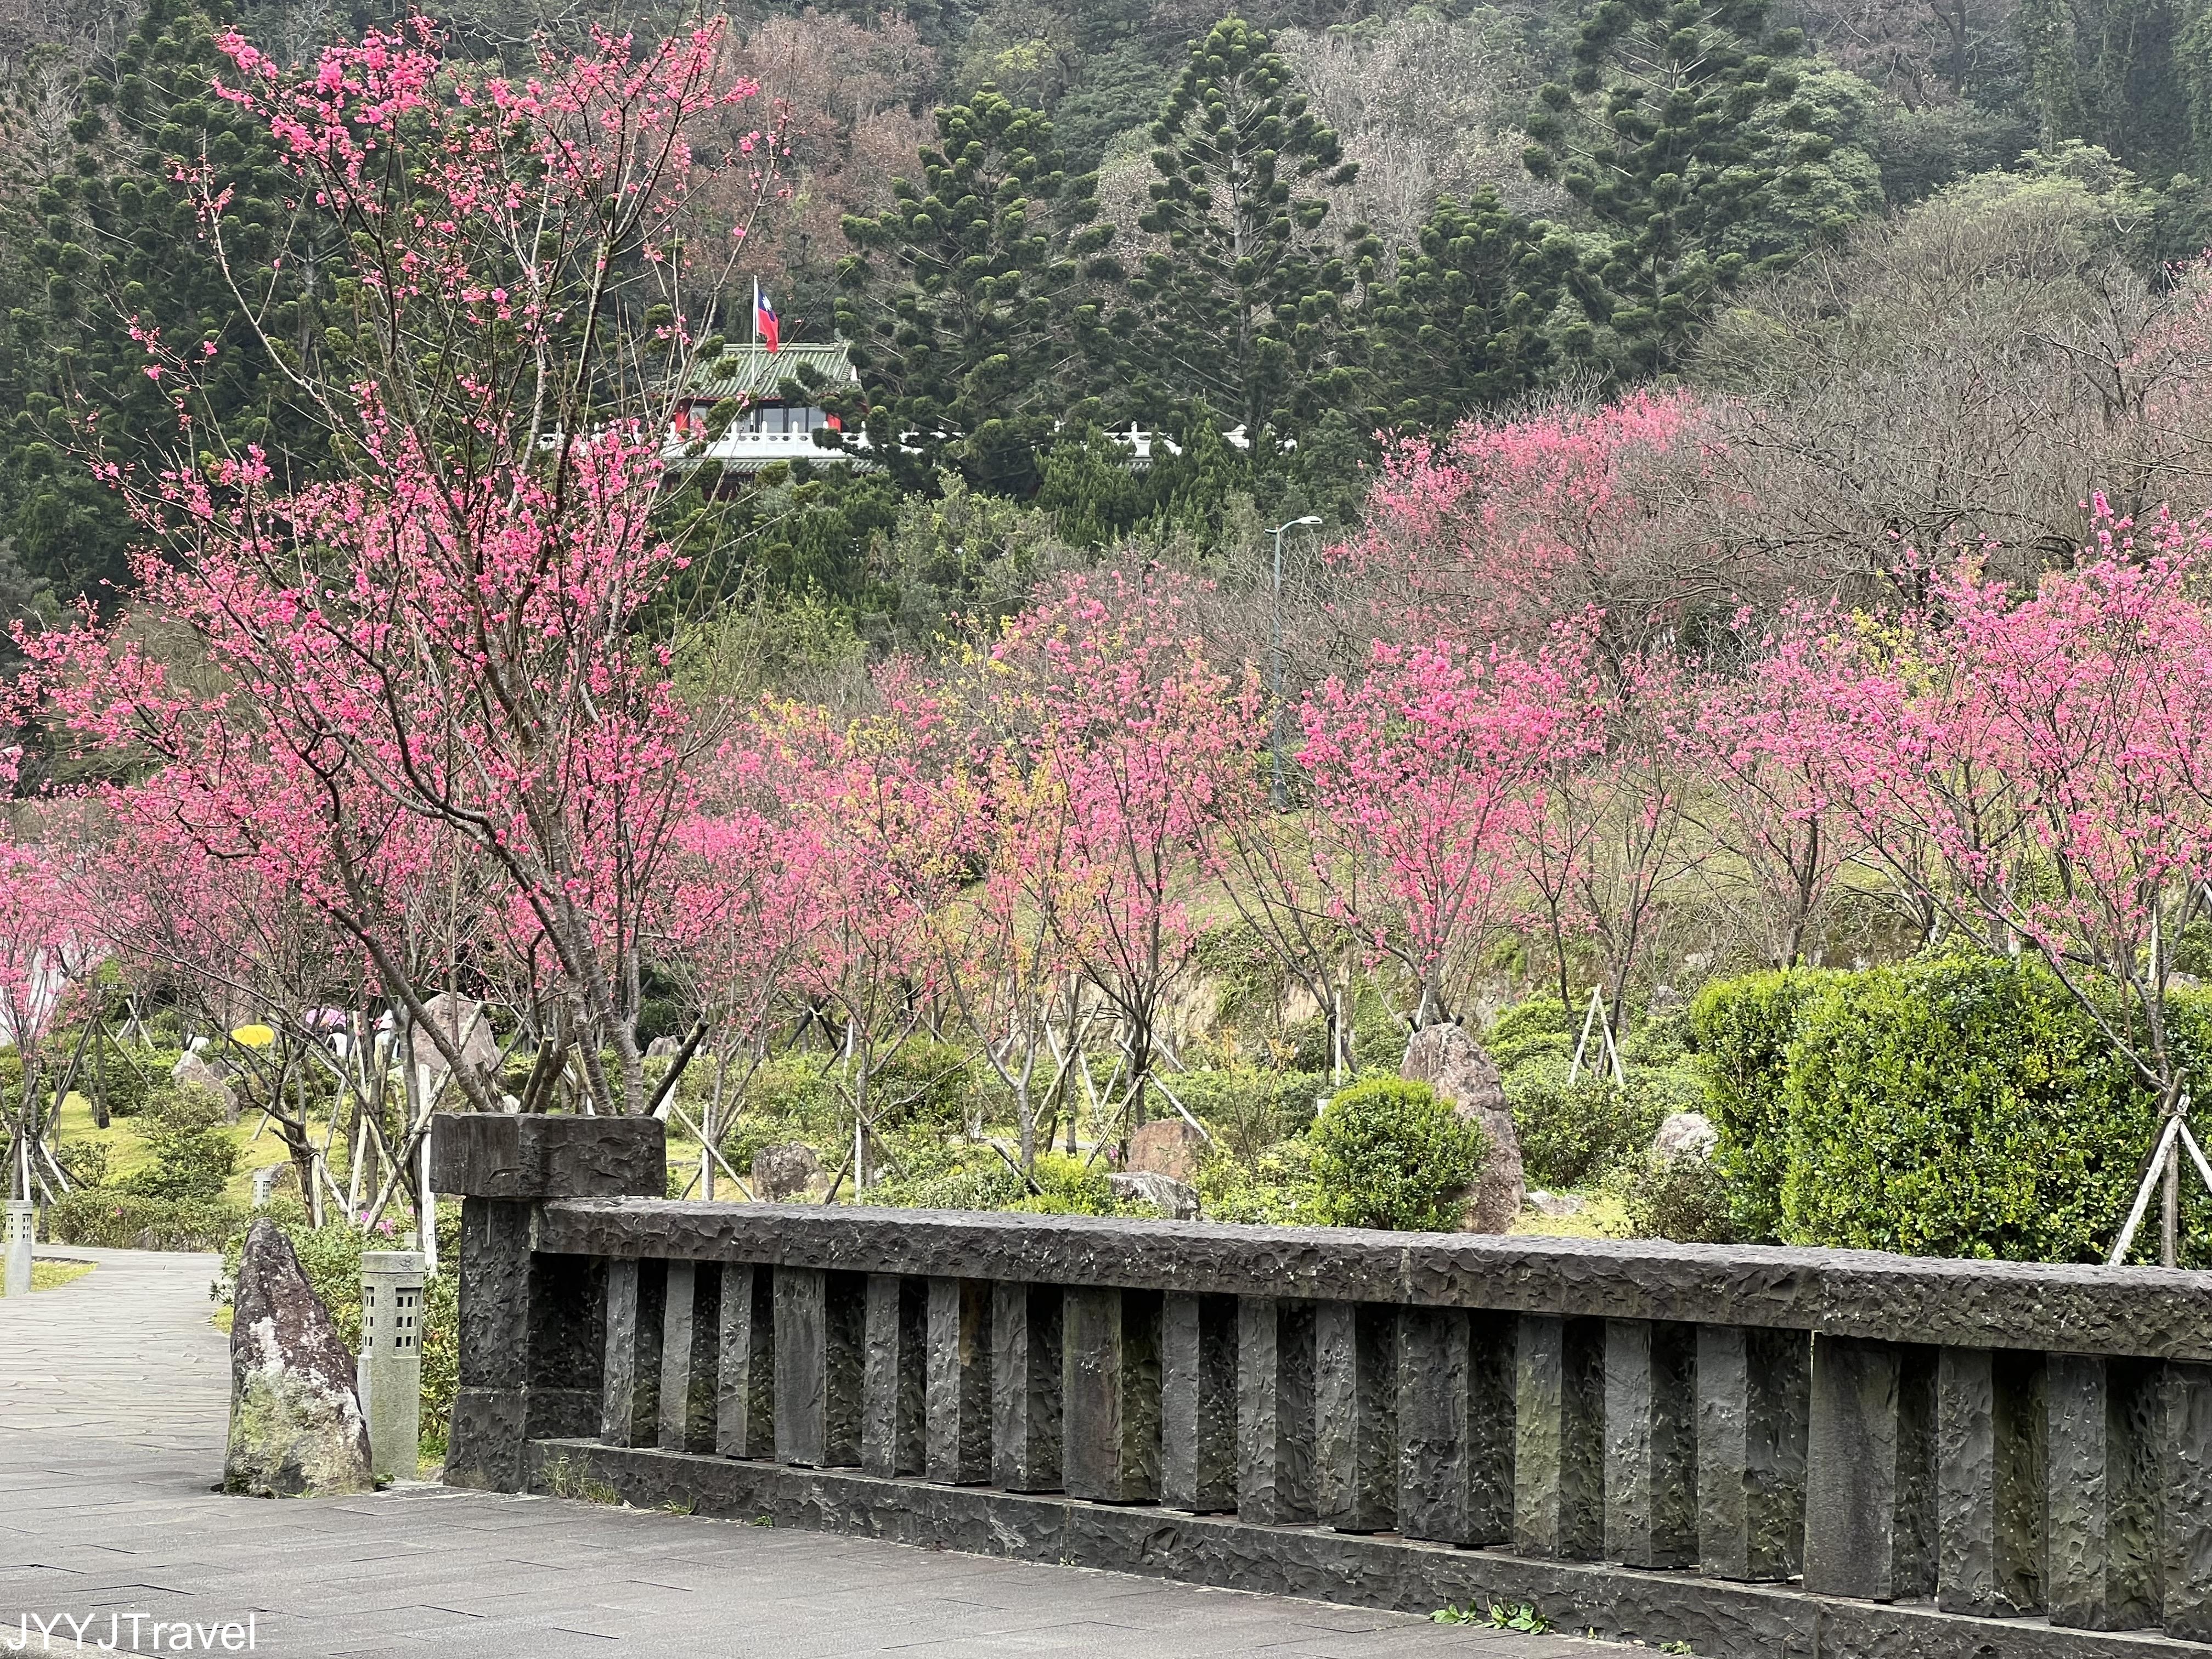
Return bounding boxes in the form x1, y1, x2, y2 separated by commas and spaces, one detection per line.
432, 1112, 2212, 1656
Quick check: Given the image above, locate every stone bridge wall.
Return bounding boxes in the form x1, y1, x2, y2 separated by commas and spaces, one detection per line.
430, 1111, 2212, 1657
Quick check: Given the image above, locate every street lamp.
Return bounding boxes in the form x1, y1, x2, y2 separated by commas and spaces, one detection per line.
1269, 515, 1322, 810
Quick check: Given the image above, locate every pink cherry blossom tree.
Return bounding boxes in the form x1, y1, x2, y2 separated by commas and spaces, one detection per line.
0, 838, 88, 1204
22, 21, 785, 1116
988, 571, 1264, 1143
1338, 390, 1725, 658
1300, 636, 1582, 1029
1794, 504, 2212, 1107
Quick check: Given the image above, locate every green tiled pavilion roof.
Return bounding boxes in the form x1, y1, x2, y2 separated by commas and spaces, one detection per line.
686, 341, 859, 402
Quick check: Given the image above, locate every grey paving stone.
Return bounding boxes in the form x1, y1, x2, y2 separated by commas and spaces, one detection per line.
2, 1244, 1607, 1658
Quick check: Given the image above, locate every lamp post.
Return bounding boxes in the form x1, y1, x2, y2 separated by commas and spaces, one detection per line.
1269, 516, 1322, 810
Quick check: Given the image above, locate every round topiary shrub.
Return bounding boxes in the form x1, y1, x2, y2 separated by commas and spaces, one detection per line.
1779, 953, 2168, 1262
1310, 1077, 1487, 1232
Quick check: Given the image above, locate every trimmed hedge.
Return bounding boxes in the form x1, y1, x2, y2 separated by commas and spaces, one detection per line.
48, 1190, 247, 1250
1776, 953, 2180, 1262
1508, 1063, 1691, 1188
1688, 969, 1837, 1243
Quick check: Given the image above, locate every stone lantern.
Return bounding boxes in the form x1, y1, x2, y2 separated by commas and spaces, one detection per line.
357, 1245, 426, 1479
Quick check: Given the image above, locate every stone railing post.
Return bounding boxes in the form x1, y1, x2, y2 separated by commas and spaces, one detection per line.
358, 1245, 426, 1480
428, 1112, 665, 1491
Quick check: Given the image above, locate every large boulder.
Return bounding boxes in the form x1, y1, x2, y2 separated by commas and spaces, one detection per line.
408, 994, 502, 1094
645, 1035, 684, 1060
172, 1051, 240, 1124
752, 1143, 821, 1202
1401, 1022, 1526, 1234
1108, 1170, 1201, 1220
224, 1218, 374, 1497
1125, 1116, 1207, 1181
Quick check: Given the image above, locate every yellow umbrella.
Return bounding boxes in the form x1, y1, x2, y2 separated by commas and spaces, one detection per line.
231, 1024, 276, 1049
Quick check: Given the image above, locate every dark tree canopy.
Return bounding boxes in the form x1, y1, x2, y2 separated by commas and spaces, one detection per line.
1128, 17, 1360, 448
1523, 0, 1811, 369
1362, 191, 1584, 430
834, 87, 1119, 496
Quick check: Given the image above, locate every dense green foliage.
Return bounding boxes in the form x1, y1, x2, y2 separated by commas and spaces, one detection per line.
1776, 954, 2187, 1262
1621, 1146, 1736, 1243
1128, 19, 1358, 443
120, 1083, 237, 1202
0, 0, 331, 617
1308, 1075, 1487, 1230
1688, 969, 1838, 1242
836, 90, 1118, 494
1363, 192, 1583, 427
1522, 0, 1823, 366
1677, 953, 2212, 1264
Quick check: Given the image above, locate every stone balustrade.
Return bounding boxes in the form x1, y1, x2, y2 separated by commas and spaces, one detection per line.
430, 1112, 2212, 1656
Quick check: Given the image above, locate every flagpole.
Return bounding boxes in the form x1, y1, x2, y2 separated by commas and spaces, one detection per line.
752, 276, 759, 351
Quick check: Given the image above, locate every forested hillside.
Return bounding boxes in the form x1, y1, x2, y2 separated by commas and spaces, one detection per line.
1, 0, 2210, 657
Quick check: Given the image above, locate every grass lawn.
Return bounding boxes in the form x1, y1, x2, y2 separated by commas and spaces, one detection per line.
30, 1259, 94, 1290
1510, 1187, 1632, 1240
53, 1089, 329, 1205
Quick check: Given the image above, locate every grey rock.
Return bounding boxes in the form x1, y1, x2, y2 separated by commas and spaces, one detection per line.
171, 1051, 239, 1123
1647, 984, 1690, 1020
1108, 1170, 1201, 1220
1125, 1117, 1206, 1181
1400, 1022, 1525, 1233
646, 1035, 684, 1059
1528, 1190, 1585, 1218
224, 1218, 374, 1497
752, 1142, 822, 1202
1654, 1111, 1718, 1163
409, 993, 502, 1090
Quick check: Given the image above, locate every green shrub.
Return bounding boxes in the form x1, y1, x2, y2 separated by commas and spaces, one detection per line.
719, 1054, 839, 1169
1779, 953, 2175, 1262
88, 1039, 155, 1117
1007, 1151, 1118, 1215
1620, 1008, 1691, 1069
48, 1191, 246, 1250
1194, 1136, 1324, 1225
1486, 997, 1573, 1071
865, 1037, 975, 1130
866, 1132, 1027, 1211
1621, 1152, 1736, 1244
1310, 1077, 1487, 1231
55, 1138, 109, 1188
120, 1084, 239, 1203
1688, 969, 1838, 1242
1506, 1062, 1689, 1188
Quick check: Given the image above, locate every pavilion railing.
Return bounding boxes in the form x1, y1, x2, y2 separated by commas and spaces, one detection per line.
431, 1111, 2212, 1656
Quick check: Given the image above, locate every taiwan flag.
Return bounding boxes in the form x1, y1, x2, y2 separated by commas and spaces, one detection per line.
754, 280, 781, 353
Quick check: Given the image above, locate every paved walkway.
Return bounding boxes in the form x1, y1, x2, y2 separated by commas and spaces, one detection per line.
1, 1246, 1600, 1659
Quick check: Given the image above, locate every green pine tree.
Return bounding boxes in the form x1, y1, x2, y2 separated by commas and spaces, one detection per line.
834, 87, 1119, 498
1361, 191, 1584, 430
1522, 0, 1813, 371
1128, 17, 1360, 451
0, 0, 333, 607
